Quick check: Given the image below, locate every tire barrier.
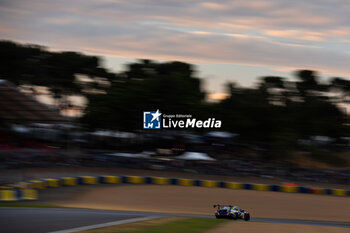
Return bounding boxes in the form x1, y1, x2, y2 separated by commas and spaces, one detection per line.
1, 175, 349, 201
0, 189, 37, 201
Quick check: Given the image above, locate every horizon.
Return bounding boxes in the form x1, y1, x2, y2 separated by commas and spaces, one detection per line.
1, 0, 350, 95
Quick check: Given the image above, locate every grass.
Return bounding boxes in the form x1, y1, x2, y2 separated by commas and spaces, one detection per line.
79, 217, 225, 233
0, 202, 64, 208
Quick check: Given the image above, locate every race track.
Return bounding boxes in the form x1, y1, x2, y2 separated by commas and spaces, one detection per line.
49, 185, 350, 222
0, 208, 155, 233
1, 207, 350, 233
3, 183, 350, 233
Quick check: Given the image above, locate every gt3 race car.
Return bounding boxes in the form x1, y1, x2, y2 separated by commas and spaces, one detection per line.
213, 204, 250, 221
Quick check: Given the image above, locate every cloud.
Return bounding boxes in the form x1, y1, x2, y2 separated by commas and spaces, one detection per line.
264, 30, 326, 42
1, 0, 350, 77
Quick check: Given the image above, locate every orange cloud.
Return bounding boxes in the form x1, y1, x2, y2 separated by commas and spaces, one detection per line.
264, 29, 326, 42
201, 2, 226, 10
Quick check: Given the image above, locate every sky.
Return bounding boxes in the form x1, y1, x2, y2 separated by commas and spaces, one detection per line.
1, 0, 350, 95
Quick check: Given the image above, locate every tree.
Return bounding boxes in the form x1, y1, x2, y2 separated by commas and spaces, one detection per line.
82, 60, 205, 130
0, 40, 116, 112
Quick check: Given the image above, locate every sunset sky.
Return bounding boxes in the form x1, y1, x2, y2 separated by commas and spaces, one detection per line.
1, 0, 350, 94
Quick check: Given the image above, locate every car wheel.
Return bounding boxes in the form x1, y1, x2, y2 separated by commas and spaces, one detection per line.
244, 213, 250, 221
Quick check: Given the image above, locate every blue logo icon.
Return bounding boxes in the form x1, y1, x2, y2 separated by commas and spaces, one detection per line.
143, 110, 162, 129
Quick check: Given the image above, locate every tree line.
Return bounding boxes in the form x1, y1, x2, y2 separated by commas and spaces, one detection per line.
1, 40, 350, 153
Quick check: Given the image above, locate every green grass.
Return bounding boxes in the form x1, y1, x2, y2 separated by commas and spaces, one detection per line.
0, 202, 64, 208
80, 217, 224, 233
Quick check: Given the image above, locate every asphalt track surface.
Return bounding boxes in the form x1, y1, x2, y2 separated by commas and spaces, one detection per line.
1, 207, 350, 233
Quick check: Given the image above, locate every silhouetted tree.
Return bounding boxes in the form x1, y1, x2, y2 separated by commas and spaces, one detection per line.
82, 61, 205, 130
0, 40, 116, 111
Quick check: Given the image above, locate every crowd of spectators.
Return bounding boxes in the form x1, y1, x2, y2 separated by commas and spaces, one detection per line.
1, 148, 350, 185
1, 129, 350, 186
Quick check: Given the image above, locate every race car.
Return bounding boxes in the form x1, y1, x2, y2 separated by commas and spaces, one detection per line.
213, 204, 250, 221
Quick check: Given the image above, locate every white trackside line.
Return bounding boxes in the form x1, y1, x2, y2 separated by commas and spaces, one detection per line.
48, 216, 160, 233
